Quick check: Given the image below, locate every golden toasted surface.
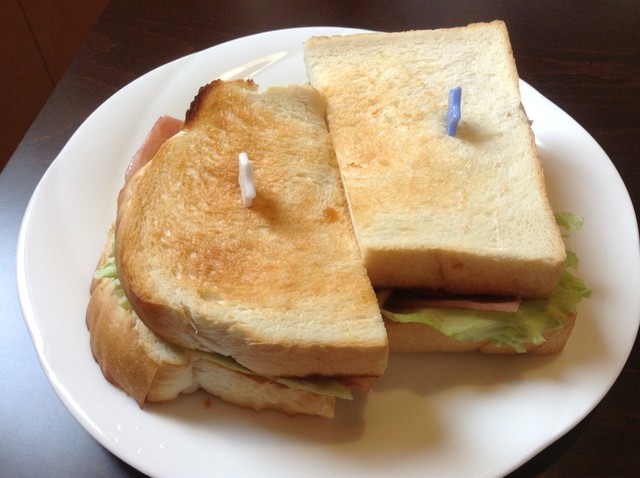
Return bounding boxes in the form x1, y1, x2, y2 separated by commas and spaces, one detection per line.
86, 234, 338, 417
115, 80, 387, 377
304, 21, 566, 297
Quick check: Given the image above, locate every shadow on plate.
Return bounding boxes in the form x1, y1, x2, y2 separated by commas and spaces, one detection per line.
142, 300, 601, 459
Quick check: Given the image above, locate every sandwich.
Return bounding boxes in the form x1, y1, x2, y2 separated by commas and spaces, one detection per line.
88, 24, 590, 421
86, 79, 388, 418
303, 21, 590, 353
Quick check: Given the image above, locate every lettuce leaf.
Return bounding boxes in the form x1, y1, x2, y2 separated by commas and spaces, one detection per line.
192, 350, 353, 400
383, 214, 591, 353
554, 212, 585, 236
94, 253, 131, 310
275, 377, 353, 400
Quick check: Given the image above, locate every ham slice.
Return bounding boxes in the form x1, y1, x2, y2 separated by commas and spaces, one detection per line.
389, 296, 522, 313
125, 115, 184, 182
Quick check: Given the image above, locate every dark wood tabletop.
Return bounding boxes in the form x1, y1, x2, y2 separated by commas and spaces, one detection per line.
1, 1, 638, 476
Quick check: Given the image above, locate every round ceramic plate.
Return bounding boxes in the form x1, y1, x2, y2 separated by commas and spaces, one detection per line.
17, 27, 640, 478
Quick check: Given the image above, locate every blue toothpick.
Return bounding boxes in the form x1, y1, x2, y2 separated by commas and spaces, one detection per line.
446, 86, 462, 136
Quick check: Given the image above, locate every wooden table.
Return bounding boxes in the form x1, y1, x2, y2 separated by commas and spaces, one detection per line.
1, 1, 638, 476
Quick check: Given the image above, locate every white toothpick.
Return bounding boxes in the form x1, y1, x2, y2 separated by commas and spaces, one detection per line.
238, 152, 256, 208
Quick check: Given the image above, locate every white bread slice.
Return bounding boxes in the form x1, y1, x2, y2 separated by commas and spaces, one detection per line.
87, 233, 336, 417
87, 278, 193, 406
303, 21, 566, 298
115, 80, 388, 378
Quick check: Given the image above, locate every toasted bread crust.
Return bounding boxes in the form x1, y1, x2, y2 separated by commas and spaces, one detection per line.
87, 233, 337, 417
87, 261, 193, 406
304, 21, 566, 298
115, 80, 388, 378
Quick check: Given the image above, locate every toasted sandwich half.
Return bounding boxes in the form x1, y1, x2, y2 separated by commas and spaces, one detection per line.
86, 80, 388, 417
304, 21, 590, 353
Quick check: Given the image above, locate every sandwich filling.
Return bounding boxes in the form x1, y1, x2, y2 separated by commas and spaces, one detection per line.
381, 213, 591, 352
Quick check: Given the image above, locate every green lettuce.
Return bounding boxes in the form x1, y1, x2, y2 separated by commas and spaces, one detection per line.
383, 214, 591, 353
94, 253, 131, 310
192, 350, 353, 400
554, 212, 584, 236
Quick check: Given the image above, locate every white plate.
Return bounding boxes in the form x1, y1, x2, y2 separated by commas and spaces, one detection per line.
17, 27, 640, 478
